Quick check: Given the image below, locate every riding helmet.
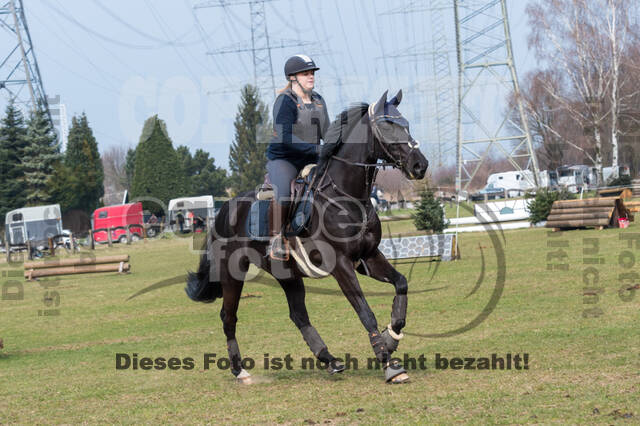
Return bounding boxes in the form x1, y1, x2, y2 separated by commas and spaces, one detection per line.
284, 54, 319, 77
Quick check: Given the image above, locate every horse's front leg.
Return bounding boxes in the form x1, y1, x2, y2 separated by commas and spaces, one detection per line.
332, 257, 409, 383
356, 249, 407, 355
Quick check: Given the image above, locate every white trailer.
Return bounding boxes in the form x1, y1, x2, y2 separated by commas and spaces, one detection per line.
168, 196, 217, 231
4, 204, 63, 246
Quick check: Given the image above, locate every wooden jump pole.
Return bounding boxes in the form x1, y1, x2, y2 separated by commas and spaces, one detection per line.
25, 262, 130, 279
24, 255, 129, 270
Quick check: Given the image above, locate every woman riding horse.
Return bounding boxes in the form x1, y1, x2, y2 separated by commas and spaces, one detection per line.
266, 54, 330, 260
187, 89, 428, 384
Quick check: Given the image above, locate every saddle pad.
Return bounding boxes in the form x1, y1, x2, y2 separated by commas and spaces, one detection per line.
247, 199, 271, 241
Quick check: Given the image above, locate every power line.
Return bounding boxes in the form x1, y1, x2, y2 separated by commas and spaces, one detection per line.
362, 0, 390, 88
198, 0, 310, 101
144, 0, 202, 87
90, 0, 204, 47
41, 0, 173, 50
29, 5, 121, 93
189, 1, 237, 90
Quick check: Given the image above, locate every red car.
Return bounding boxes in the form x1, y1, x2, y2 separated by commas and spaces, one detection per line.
92, 202, 145, 243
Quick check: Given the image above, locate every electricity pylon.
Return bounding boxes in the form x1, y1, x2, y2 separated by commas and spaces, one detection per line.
454, 0, 540, 192
0, 0, 52, 124
195, 0, 310, 101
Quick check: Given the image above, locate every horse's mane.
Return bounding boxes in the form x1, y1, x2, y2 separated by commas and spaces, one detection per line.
317, 103, 369, 171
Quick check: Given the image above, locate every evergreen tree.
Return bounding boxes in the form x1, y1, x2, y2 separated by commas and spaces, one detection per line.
176, 145, 228, 196
48, 161, 82, 213
176, 145, 194, 179
54, 113, 104, 213
131, 115, 186, 214
0, 100, 28, 223
124, 147, 136, 191
413, 188, 447, 233
228, 84, 270, 194
23, 105, 61, 205
527, 188, 576, 224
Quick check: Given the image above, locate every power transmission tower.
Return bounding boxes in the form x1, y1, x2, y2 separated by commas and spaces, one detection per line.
194, 0, 310, 101
0, 0, 52, 123
430, 1, 456, 167
381, 2, 457, 167
454, 0, 539, 192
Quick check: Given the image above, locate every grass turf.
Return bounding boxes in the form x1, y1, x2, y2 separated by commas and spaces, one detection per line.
1, 223, 638, 423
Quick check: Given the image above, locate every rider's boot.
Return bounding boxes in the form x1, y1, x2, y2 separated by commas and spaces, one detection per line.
269, 200, 290, 261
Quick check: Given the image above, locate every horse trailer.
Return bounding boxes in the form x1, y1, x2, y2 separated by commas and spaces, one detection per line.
168, 196, 221, 232
4, 204, 63, 247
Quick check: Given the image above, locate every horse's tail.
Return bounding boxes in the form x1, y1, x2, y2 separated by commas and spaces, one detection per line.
185, 202, 229, 303
185, 250, 221, 303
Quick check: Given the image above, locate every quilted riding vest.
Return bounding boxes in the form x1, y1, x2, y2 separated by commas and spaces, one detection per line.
282, 88, 329, 144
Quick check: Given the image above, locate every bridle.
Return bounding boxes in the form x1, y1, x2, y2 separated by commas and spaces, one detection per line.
329, 103, 420, 172
314, 103, 421, 206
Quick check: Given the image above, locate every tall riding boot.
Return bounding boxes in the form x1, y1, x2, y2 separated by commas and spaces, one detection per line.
269, 200, 290, 261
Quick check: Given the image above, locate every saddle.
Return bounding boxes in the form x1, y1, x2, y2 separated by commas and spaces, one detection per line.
249, 164, 317, 240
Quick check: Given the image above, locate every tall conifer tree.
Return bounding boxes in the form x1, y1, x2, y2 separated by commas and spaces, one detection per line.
131, 115, 185, 214
49, 113, 103, 213
0, 99, 28, 223
228, 84, 270, 194
23, 105, 60, 205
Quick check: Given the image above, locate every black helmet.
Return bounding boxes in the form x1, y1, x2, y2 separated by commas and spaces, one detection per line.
284, 54, 319, 77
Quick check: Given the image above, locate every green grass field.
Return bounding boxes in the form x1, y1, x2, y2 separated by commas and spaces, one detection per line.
1, 222, 638, 423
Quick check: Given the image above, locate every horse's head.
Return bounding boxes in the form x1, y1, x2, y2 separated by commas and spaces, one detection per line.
369, 90, 429, 180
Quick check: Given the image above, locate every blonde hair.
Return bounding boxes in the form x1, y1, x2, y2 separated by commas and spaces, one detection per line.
277, 81, 292, 94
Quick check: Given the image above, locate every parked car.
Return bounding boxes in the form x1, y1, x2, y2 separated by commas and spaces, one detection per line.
471, 183, 506, 201
92, 202, 145, 243
54, 229, 75, 250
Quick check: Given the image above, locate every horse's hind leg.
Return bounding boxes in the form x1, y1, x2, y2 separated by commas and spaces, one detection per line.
278, 278, 345, 374
219, 265, 251, 383
357, 249, 407, 355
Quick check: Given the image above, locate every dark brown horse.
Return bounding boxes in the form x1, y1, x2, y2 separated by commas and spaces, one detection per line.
187, 90, 429, 383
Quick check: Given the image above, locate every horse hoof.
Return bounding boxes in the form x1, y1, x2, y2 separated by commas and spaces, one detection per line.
384, 361, 408, 383
236, 376, 255, 385
235, 369, 255, 384
327, 361, 346, 375
388, 372, 410, 384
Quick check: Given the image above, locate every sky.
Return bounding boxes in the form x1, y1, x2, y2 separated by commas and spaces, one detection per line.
10, 0, 536, 170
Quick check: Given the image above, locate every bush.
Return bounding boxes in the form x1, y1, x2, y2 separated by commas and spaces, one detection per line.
527, 188, 576, 224
608, 175, 632, 187
413, 189, 447, 233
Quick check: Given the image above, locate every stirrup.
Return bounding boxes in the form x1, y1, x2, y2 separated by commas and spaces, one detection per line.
269, 235, 290, 261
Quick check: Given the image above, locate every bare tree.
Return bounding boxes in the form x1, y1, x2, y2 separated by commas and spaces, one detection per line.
601, 0, 640, 177
527, 0, 640, 181
101, 145, 129, 205
375, 169, 414, 201
513, 69, 588, 170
